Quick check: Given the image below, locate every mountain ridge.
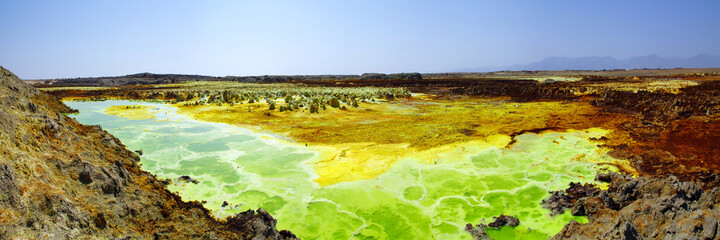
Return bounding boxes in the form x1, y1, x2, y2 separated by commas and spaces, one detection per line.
460, 54, 720, 72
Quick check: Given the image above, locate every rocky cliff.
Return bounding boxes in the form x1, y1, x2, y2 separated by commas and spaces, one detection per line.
0, 66, 297, 239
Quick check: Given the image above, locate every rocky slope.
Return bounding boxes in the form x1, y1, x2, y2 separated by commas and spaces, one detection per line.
0, 66, 297, 239
547, 173, 719, 239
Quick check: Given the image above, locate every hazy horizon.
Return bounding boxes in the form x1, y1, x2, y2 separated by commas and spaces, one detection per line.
2, 1, 719, 79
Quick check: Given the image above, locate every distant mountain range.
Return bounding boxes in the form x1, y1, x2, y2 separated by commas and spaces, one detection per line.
461, 54, 720, 72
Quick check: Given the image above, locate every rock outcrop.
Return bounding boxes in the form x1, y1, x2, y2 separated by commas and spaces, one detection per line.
486, 215, 520, 228
547, 173, 719, 239
542, 182, 601, 216
464, 214, 520, 240
0, 66, 297, 239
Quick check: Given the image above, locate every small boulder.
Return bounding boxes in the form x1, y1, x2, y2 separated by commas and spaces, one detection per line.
178, 175, 199, 184
487, 214, 520, 228
465, 223, 489, 240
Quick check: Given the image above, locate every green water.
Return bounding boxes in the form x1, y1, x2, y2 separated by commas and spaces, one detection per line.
66, 100, 612, 240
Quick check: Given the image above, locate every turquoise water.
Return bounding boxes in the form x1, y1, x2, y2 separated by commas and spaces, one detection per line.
66, 100, 612, 240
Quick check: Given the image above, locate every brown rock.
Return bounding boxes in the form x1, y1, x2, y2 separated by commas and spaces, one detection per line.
547, 173, 720, 239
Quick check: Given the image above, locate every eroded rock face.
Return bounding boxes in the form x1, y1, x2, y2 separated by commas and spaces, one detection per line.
547, 172, 720, 239
0, 66, 297, 239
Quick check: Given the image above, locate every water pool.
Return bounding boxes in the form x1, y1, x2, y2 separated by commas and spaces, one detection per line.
66, 100, 612, 240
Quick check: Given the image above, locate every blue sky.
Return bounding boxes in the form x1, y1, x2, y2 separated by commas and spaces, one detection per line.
1, 0, 719, 79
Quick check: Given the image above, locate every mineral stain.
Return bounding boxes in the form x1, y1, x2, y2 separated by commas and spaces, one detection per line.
66, 100, 613, 240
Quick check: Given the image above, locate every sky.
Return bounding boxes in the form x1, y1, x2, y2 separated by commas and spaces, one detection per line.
1, 0, 719, 79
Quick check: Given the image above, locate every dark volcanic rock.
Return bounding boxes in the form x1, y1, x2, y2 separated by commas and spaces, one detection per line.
465, 214, 520, 240
359, 73, 388, 80
178, 175, 200, 184
591, 80, 720, 120
546, 172, 720, 239
487, 214, 520, 228
0, 66, 296, 239
359, 72, 423, 80
226, 209, 298, 240
464, 223, 489, 240
542, 182, 600, 216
